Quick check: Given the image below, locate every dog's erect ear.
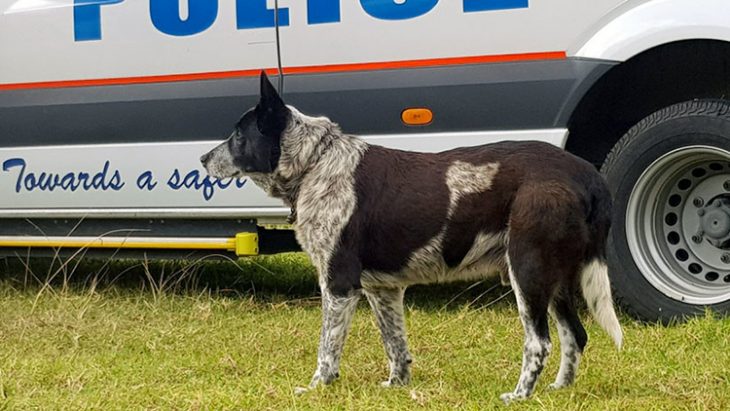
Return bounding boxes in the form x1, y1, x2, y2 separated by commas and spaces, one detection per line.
259, 71, 285, 111
256, 71, 288, 136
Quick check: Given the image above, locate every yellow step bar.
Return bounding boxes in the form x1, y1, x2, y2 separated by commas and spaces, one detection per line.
0, 232, 259, 256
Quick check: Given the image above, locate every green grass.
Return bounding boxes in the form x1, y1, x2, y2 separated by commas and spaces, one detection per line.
1, 254, 729, 410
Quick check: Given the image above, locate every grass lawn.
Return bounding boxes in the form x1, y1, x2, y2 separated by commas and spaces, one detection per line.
1, 253, 729, 410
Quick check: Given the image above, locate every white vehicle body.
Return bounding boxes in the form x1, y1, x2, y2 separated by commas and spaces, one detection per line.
1, 0, 616, 218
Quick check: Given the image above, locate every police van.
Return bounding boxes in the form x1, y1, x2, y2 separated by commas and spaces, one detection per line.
1, 0, 729, 321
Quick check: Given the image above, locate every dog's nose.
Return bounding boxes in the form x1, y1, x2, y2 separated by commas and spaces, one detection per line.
200, 152, 211, 165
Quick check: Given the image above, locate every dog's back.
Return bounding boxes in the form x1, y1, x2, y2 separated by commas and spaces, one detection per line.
341, 141, 611, 285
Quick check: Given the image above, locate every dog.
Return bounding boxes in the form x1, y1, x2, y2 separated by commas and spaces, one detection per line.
201, 72, 623, 403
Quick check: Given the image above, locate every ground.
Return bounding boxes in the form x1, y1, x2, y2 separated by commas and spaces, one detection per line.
0, 253, 728, 410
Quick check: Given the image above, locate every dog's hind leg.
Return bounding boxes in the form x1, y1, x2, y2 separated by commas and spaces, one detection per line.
548, 289, 587, 390
365, 287, 412, 386
500, 253, 554, 405
499, 182, 590, 403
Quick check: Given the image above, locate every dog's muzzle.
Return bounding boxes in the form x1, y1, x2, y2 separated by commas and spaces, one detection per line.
200, 151, 212, 168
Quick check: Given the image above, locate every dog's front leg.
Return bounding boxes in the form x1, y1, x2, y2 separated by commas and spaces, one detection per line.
365, 287, 412, 387
297, 288, 361, 393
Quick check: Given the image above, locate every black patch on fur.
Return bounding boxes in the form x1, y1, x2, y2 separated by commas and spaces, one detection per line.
227, 72, 290, 173
346, 146, 450, 272
327, 202, 365, 296
229, 110, 281, 173
256, 72, 289, 139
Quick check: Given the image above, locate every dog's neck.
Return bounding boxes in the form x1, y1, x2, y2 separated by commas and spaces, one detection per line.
249, 109, 349, 216
274, 130, 340, 209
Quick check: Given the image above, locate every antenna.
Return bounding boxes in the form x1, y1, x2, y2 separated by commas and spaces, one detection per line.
274, 0, 284, 96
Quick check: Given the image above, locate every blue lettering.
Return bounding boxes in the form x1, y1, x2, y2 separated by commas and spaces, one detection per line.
199, 177, 216, 200
37, 173, 55, 191
167, 169, 181, 189
167, 169, 248, 200
61, 173, 77, 190
73, 0, 529, 41
150, 0, 218, 36
3, 158, 247, 199
181, 170, 199, 187
73, 0, 124, 41
78, 172, 92, 190
236, 0, 289, 29
180, 170, 207, 199
3, 158, 26, 193
217, 177, 232, 190
23, 173, 36, 191
136, 171, 158, 190
308, 0, 340, 24
90, 161, 125, 190
360, 0, 437, 20
463, 0, 528, 13
2, 158, 124, 193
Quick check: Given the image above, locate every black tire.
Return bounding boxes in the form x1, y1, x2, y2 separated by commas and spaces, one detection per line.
601, 99, 730, 323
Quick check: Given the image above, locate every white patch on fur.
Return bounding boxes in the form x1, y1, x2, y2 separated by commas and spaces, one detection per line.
505, 254, 527, 325
580, 259, 623, 349
548, 304, 582, 389
445, 161, 499, 217
405, 232, 447, 279
459, 231, 506, 269
361, 231, 507, 288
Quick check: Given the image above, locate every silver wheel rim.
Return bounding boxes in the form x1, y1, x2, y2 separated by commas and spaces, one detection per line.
626, 145, 730, 305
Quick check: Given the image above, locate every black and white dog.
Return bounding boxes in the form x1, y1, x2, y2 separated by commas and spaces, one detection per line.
201, 72, 623, 403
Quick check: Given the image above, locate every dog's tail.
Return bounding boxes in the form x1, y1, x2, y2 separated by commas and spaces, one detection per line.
578, 169, 622, 349
580, 259, 623, 350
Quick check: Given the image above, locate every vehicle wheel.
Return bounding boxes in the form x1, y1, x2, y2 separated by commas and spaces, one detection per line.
601, 99, 730, 323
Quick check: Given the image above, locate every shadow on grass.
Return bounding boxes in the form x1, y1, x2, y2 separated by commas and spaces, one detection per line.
0, 252, 519, 312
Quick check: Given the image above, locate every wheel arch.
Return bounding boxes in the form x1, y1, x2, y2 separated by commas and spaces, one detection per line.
570, 0, 730, 62
564, 39, 730, 167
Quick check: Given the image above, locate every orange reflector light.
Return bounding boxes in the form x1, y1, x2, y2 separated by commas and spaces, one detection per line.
401, 108, 433, 126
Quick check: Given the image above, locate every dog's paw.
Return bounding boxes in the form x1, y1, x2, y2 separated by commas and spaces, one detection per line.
381, 379, 407, 388
381, 375, 410, 387
294, 376, 324, 395
294, 386, 310, 396
548, 382, 569, 391
499, 392, 526, 405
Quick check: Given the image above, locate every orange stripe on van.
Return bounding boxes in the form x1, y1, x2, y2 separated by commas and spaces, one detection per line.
0, 51, 566, 91
281, 51, 566, 75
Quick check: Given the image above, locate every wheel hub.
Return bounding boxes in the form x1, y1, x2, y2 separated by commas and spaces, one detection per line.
698, 198, 730, 247
682, 174, 730, 270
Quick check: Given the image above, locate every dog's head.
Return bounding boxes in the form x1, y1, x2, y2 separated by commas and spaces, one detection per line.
201, 72, 290, 179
